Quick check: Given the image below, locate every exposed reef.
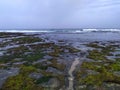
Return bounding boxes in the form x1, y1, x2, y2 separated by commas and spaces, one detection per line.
0, 32, 120, 90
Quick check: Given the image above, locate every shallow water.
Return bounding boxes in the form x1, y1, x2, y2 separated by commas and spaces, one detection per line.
43, 32, 120, 42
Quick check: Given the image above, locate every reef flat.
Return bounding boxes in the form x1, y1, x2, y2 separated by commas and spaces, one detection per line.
0, 32, 120, 90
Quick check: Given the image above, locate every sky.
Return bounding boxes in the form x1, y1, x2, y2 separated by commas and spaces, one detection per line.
0, 0, 120, 29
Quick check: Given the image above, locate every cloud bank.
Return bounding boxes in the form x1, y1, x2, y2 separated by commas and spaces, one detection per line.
0, 0, 120, 29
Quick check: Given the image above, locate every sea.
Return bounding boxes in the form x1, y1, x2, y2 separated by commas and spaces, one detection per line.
0, 29, 120, 42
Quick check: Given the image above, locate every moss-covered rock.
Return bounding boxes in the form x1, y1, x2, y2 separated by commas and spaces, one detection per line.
1, 74, 35, 90
49, 59, 66, 71
87, 49, 107, 60
86, 43, 104, 49
12, 36, 43, 44
76, 59, 120, 88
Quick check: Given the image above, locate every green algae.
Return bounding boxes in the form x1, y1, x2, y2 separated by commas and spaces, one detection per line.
76, 43, 120, 89
0, 32, 24, 38
22, 52, 44, 62
49, 59, 66, 71
86, 43, 104, 49
0, 47, 44, 64
0, 33, 68, 90
33, 63, 49, 70
7, 45, 30, 55
1, 74, 35, 90
12, 36, 43, 44
77, 60, 120, 87
87, 49, 107, 60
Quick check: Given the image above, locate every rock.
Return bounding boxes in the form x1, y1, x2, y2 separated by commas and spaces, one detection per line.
43, 55, 53, 60
87, 70, 99, 75
64, 49, 69, 53
104, 83, 120, 90
0, 51, 4, 56
77, 85, 87, 89
114, 71, 120, 76
42, 78, 60, 88
47, 78, 60, 88
46, 67, 63, 74
13, 61, 26, 66
0, 68, 19, 88
24, 52, 32, 55
29, 73, 43, 79
14, 58, 23, 61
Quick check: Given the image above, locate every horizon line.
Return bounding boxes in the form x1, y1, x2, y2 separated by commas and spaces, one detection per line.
0, 28, 120, 30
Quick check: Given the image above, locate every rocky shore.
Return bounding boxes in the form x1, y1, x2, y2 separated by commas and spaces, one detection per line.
0, 32, 120, 90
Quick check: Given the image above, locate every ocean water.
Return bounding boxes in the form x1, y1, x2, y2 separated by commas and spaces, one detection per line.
28, 29, 120, 42
43, 32, 120, 43
0, 29, 120, 42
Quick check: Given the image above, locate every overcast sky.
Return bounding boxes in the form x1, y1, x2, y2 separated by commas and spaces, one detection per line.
0, 0, 120, 29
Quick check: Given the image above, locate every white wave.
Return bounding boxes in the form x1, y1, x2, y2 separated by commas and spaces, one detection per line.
0, 30, 52, 33
82, 29, 120, 32
0, 29, 120, 33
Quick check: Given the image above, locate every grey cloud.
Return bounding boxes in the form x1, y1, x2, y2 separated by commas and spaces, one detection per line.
0, 0, 120, 29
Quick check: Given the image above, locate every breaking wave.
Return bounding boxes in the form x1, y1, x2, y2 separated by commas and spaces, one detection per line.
0, 29, 120, 33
